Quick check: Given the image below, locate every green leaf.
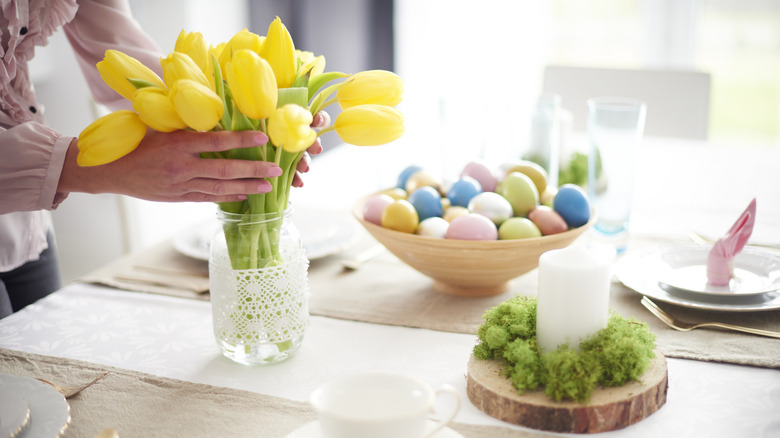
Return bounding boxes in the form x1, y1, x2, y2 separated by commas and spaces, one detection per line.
307, 71, 349, 101
127, 78, 159, 90
309, 81, 346, 115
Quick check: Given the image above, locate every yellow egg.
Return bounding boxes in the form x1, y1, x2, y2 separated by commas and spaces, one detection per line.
504, 161, 547, 195
405, 170, 441, 194
380, 187, 408, 200
442, 205, 469, 222
540, 185, 558, 207
381, 200, 419, 233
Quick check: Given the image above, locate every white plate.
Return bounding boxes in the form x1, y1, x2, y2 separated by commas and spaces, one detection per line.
616, 246, 780, 312
0, 390, 30, 438
173, 209, 360, 261
284, 420, 464, 438
655, 245, 780, 296
0, 373, 71, 437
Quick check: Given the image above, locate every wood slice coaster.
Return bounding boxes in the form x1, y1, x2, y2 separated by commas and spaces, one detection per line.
466, 351, 668, 434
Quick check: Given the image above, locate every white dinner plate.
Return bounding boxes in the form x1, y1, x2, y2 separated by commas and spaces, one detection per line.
616, 245, 780, 312
173, 208, 360, 261
284, 420, 464, 438
0, 390, 30, 438
0, 373, 71, 438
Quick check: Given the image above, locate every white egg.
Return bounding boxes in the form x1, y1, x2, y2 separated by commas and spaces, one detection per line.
467, 192, 514, 225
416, 217, 450, 238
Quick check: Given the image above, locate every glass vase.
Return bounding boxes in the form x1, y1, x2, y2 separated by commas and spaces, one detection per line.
209, 206, 309, 365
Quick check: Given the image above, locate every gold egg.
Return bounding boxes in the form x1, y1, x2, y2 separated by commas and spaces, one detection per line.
381, 187, 408, 200
405, 170, 441, 194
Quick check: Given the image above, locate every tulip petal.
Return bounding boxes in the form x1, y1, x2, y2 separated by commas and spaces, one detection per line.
77, 110, 147, 166
170, 79, 224, 131
334, 104, 405, 146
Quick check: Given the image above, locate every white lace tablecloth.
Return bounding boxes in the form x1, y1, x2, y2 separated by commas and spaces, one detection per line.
1, 283, 779, 437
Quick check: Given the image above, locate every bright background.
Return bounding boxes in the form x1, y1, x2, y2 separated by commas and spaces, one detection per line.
29, 0, 780, 282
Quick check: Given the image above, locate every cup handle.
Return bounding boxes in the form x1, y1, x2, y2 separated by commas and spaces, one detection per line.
425, 384, 461, 438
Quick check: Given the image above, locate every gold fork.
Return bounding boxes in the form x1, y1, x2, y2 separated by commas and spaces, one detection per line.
641, 296, 780, 339
37, 371, 110, 399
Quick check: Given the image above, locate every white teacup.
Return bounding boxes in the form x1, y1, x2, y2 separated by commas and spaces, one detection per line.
309, 372, 461, 438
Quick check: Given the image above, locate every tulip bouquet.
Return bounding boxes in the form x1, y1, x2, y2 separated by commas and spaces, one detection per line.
78, 17, 405, 270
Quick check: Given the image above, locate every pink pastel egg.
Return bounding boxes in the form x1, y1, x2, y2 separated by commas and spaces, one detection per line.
528, 205, 569, 235
445, 213, 498, 241
460, 161, 498, 192
363, 194, 395, 225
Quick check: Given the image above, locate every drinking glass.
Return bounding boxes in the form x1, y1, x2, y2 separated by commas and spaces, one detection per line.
587, 97, 646, 251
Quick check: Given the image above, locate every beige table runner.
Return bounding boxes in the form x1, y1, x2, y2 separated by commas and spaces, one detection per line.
81, 236, 780, 369
0, 349, 540, 438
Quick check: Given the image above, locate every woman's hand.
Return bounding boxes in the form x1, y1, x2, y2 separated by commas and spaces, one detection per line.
58, 111, 331, 202
59, 129, 281, 203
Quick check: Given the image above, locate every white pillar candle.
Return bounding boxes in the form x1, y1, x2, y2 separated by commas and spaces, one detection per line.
536, 246, 614, 353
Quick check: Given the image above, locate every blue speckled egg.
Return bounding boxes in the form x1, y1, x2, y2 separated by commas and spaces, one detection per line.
447, 177, 482, 207
553, 184, 591, 228
408, 186, 443, 221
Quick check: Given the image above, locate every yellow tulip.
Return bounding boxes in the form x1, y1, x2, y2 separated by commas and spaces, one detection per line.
333, 104, 405, 146
218, 28, 264, 72
267, 104, 316, 153
296, 50, 325, 77
132, 87, 187, 132
170, 79, 224, 131
96, 50, 165, 101
224, 49, 278, 120
77, 110, 147, 166
337, 70, 404, 110
161, 52, 211, 89
259, 17, 296, 88
174, 30, 209, 75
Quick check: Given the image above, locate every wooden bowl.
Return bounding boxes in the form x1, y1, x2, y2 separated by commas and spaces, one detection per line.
352, 193, 595, 297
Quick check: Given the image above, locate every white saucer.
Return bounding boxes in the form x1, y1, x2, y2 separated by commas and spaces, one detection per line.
0, 373, 70, 437
284, 420, 464, 438
0, 390, 30, 438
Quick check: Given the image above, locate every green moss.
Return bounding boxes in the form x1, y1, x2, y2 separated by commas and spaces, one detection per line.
473, 296, 656, 403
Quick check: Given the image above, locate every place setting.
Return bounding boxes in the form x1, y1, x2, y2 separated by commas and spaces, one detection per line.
616, 198, 780, 315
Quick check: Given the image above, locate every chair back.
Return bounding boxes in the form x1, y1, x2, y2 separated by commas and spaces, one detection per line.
542, 65, 711, 139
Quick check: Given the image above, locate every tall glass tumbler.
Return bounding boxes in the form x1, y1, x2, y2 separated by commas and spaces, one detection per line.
587, 98, 646, 251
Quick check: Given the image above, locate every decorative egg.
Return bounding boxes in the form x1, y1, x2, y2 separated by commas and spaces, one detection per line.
460, 161, 498, 192
504, 161, 548, 195
442, 206, 470, 222
381, 200, 419, 233
396, 165, 423, 189
447, 177, 482, 207
405, 170, 441, 194
528, 205, 568, 235
440, 197, 452, 211
446, 213, 498, 241
468, 192, 513, 226
540, 185, 557, 208
363, 194, 394, 225
380, 187, 407, 200
553, 184, 591, 228
498, 217, 542, 240
408, 186, 443, 221
497, 172, 539, 217
416, 217, 450, 238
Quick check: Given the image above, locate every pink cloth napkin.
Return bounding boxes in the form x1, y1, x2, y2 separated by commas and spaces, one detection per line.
706, 198, 756, 286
